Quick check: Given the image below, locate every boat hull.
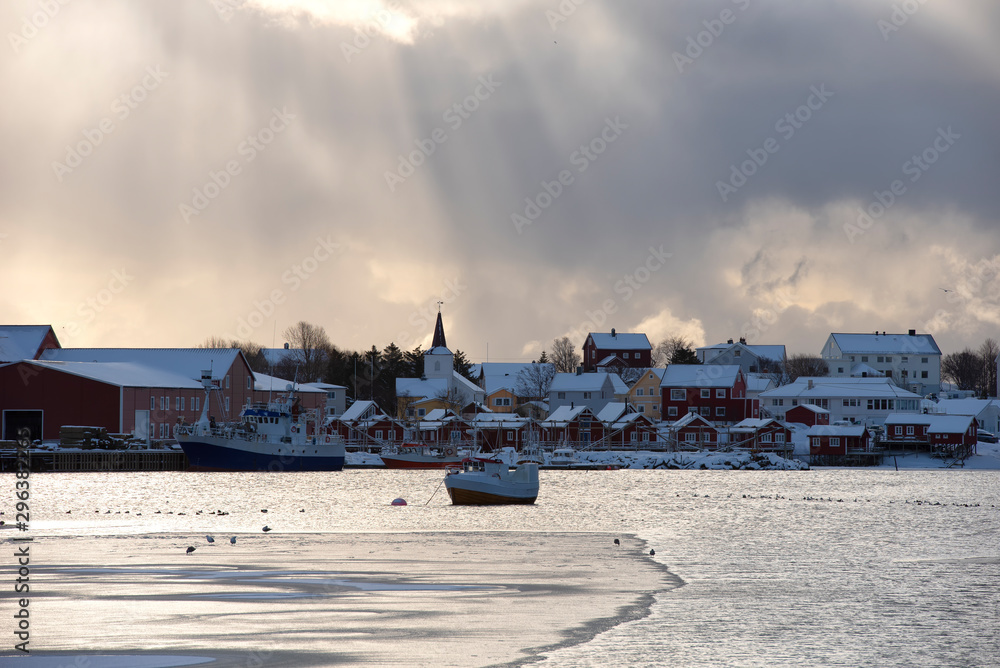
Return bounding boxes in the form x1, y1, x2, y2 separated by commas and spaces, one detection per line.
178, 435, 345, 472
381, 454, 463, 469
445, 485, 537, 505
444, 462, 539, 505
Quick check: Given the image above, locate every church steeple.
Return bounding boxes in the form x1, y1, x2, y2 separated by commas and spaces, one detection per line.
431, 302, 447, 349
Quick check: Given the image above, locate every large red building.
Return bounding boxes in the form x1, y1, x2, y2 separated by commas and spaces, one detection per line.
659, 364, 758, 425
582, 330, 652, 372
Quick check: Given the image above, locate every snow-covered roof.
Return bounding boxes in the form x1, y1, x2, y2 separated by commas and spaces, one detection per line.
467, 414, 533, 428
550, 371, 626, 393
932, 398, 1000, 418
478, 362, 553, 394
540, 404, 591, 426
806, 424, 868, 437
731, 418, 787, 431
395, 377, 448, 398
26, 360, 203, 389
884, 413, 935, 426
927, 414, 975, 434
252, 372, 325, 394
596, 402, 630, 423
339, 400, 382, 422
0, 325, 57, 362
698, 342, 786, 362
596, 354, 625, 367
660, 365, 742, 388
760, 377, 922, 400
850, 363, 884, 377
744, 373, 775, 393
40, 348, 243, 382
670, 412, 716, 429
587, 332, 651, 350
828, 332, 941, 355
789, 404, 830, 415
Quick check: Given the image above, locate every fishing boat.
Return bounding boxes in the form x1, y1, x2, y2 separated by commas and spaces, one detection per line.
444, 456, 539, 505
177, 375, 345, 472
548, 447, 581, 468
380, 442, 464, 469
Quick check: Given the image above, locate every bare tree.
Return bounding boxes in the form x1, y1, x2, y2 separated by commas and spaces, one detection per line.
942, 349, 982, 392
433, 386, 465, 414
280, 321, 332, 382
757, 356, 789, 386
654, 336, 697, 366
514, 363, 556, 401
200, 336, 268, 373
784, 354, 829, 382
979, 338, 999, 398
551, 336, 581, 373
619, 366, 647, 385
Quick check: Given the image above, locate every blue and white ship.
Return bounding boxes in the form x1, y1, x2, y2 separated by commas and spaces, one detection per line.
177, 374, 345, 472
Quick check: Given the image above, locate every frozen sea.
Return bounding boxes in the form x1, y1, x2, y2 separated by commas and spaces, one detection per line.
3, 468, 999, 667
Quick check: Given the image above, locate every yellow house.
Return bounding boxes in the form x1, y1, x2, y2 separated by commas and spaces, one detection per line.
626, 368, 665, 420
486, 387, 518, 413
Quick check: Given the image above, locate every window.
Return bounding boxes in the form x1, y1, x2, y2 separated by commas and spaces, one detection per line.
830, 437, 840, 446
867, 399, 894, 411
901, 370, 908, 377
775, 433, 785, 443
193, 397, 200, 411
876, 356, 884, 363
583, 392, 592, 399
180, 397, 185, 411
921, 371, 928, 379
671, 389, 685, 400
434, 361, 441, 371
638, 405, 645, 413
843, 398, 859, 407
225, 375, 230, 389
375, 430, 383, 439
861, 356, 868, 362
699, 406, 711, 416
716, 389, 726, 398
811, 437, 821, 446
653, 404, 659, 412
507, 431, 514, 440
668, 406, 678, 416
921, 357, 928, 364
641, 432, 650, 442
715, 407, 726, 417
772, 398, 784, 406
417, 408, 426, 417
328, 391, 337, 399
623, 352, 629, 359
885, 356, 892, 363
734, 349, 741, 357
630, 432, 638, 442
838, 367, 844, 373
685, 432, 697, 442
557, 392, 566, 399
895, 426, 902, 435
150, 396, 155, 410
885, 370, 893, 378
160, 397, 167, 411
906, 426, 914, 436
175, 397, 181, 411
850, 356, 856, 362
761, 433, 772, 442
636, 388, 644, 396
700, 389, 711, 398
791, 400, 798, 406
901, 356, 908, 362
247, 377, 252, 390
494, 397, 511, 407
225, 397, 230, 412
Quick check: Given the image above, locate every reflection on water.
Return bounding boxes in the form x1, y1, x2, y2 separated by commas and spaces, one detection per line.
21, 469, 1000, 667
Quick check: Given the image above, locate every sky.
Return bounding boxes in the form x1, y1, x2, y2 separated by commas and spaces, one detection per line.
2, 0, 999, 362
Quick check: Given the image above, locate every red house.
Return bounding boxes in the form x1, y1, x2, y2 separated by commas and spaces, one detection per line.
0, 325, 61, 363
660, 365, 758, 425
467, 414, 536, 452
808, 424, 871, 458
729, 418, 792, 452
785, 404, 830, 427
596, 403, 661, 448
540, 405, 608, 445
582, 330, 652, 372
330, 400, 404, 448
669, 412, 721, 448
882, 413, 934, 446
927, 415, 977, 457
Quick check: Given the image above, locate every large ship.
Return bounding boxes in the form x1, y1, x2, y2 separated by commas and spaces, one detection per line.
177, 374, 345, 472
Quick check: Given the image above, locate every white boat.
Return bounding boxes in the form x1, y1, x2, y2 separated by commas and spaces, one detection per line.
548, 447, 581, 467
380, 442, 463, 469
444, 457, 539, 505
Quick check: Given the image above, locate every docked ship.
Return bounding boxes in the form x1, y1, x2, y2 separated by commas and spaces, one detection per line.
444, 455, 539, 505
177, 375, 345, 472
380, 442, 465, 469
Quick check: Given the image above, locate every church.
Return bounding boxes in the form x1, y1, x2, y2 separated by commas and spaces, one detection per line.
394, 310, 484, 419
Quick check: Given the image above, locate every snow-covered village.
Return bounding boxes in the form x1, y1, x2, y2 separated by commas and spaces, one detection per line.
3, 315, 999, 472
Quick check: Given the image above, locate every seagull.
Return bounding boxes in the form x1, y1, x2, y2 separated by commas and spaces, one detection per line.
649, 549, 655, 556
186, 546, 196, 554
206, 535, 215, 543
230, 536, 237, 545
262, 526, 272, 532
939, 288, 953, 293
614, 538, 620, 546
261, 509, 268, 513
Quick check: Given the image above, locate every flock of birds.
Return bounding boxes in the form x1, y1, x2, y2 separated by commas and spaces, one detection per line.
613, 538, 655, 556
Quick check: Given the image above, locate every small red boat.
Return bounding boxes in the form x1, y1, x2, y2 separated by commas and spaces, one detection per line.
380, 442, 464, 469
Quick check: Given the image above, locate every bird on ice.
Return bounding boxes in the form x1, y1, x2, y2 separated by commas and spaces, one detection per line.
262, 526, 272, 532
649, 549, 655, 556
230, 537, 236, 545
186, 546, 196, 554
206, 535, 214, 543
614, 538, 620, 546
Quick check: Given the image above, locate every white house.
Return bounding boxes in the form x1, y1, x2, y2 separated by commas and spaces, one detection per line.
759, 376, 923, 426
820, 331, 941, 396
547, 371, 628, 414
696, 338, 786, 374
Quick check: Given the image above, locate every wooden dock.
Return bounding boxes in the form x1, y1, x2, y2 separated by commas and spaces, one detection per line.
0, 448, 189, 472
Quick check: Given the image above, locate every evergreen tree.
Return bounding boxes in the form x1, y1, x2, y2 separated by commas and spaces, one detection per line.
453, 349, 475, 381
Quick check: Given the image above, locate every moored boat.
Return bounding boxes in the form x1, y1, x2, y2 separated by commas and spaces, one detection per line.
380, 442, 464, 469
177, 378, 345, 472
444, 457, 539, 505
